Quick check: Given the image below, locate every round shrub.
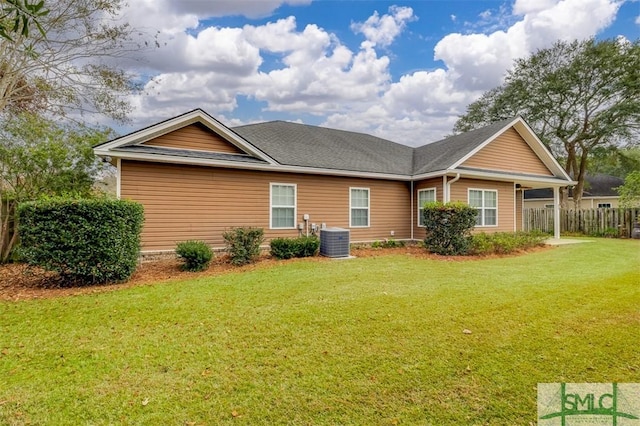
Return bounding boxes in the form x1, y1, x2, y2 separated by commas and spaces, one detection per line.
176, 240, 213, 271
422, 202, 477, 255
222, 227, 264, 266
17, 197, 144, 285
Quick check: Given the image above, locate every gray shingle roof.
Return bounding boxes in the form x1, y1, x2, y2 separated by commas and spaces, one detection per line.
233, 118, 519, 176
232, 121, 415, 175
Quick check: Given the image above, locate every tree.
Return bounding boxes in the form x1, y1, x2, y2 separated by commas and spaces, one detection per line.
455, 38, 640, 208
616, 170, 640, 208
0, 0, 141, 122
0, 112, 112, 262
588, 146, 640, 179
0, 0, 48, 41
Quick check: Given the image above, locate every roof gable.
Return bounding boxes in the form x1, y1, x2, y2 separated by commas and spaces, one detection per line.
460, 127, 553, 176
412, 118, 515, 175
143, 123, 245, 154
94, 109, 277, 164
450, 117, 569, 179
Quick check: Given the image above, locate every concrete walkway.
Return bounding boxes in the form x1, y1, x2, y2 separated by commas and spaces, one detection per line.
544, 238, 594, 245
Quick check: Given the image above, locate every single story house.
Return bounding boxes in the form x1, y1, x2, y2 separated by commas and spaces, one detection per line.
525, 173, 624, 209
94, 109, 574, 254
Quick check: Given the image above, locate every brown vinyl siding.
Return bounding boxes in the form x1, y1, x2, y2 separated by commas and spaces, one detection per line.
449, 178, 515, 232
143, 123, 245, 154
120, 161, 411, 251
462, 128, 553, 176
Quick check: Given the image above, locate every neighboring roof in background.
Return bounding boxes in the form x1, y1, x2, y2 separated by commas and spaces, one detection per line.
524, 173, 624, 199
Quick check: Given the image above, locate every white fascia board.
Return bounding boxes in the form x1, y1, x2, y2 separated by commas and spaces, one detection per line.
100, 150, 412, 181
450, 168, 576, 187
95, 109, 278, 165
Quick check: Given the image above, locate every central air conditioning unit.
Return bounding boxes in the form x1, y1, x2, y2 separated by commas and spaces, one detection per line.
320, 227, 350, 258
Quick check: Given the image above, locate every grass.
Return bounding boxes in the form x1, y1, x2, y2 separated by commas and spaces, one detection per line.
1, 239, 639, 425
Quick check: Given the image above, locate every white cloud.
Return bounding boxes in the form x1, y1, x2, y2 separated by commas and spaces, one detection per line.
512, 0, 559, 15
118, 0, 625, 145
434, 0, 620, 92
351, 6, 416, 48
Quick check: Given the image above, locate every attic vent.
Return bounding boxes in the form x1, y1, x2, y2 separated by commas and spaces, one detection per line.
320, 228, 350, 258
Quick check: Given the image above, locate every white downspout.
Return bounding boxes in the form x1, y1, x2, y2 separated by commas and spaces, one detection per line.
553, 186, 560, 240
442, 176, 447, 202
116, 158, 122, 199
410, 180, 414, 241
513, 183, 517, 232
446, 173, 461, 202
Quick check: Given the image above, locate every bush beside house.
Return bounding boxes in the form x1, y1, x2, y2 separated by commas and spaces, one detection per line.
270, 236, 319, 259
175, 240, 213, 271
17, 198, 144, 285
422, 202, 477, 255
222, 227, 264, 266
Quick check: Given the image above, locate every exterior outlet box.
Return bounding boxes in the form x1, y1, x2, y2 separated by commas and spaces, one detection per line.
320, 227, 350, 258
297, 223, 304, 230
390, 230, 395, 236
303, 213, 309, 220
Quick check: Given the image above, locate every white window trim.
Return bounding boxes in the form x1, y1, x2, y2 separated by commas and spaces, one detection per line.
468, 188, 498, 227
349, 187, 370, 228
270, 183, 297, 229
417, 187, 437, 227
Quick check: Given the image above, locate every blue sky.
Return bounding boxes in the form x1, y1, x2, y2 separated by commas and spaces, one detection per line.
119, 0, 639, 146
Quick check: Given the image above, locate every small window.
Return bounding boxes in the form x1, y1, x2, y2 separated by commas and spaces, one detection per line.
350, 188, 369, 227
598, 203, 611, 208
271, 183, 296, 229
544, 204, 554, 209
417, 188, 436, 227
469, 189, 498, 227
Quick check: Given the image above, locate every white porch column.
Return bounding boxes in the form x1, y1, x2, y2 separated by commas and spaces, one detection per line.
553, 186, 560, 239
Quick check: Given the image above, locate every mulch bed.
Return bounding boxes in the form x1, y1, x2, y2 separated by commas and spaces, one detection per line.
0, 245, 550, 302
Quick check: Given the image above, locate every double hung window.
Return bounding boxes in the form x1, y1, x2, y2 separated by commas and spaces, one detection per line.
469, 189, 497, 226
271, 183, 296, 228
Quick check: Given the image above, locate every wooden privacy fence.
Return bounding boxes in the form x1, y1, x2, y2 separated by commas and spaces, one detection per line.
523, 208, 640, 237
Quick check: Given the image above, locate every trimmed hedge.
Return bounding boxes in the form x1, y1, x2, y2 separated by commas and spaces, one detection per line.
222, 227, 264, 266
470, 231, 547, 255
176, 240, 213, 271
422, 201, 477, 255
270, 236, 320, 259
17, 198, 144, 285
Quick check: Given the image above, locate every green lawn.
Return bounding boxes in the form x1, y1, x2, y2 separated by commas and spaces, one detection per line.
1, 239, 639, 425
